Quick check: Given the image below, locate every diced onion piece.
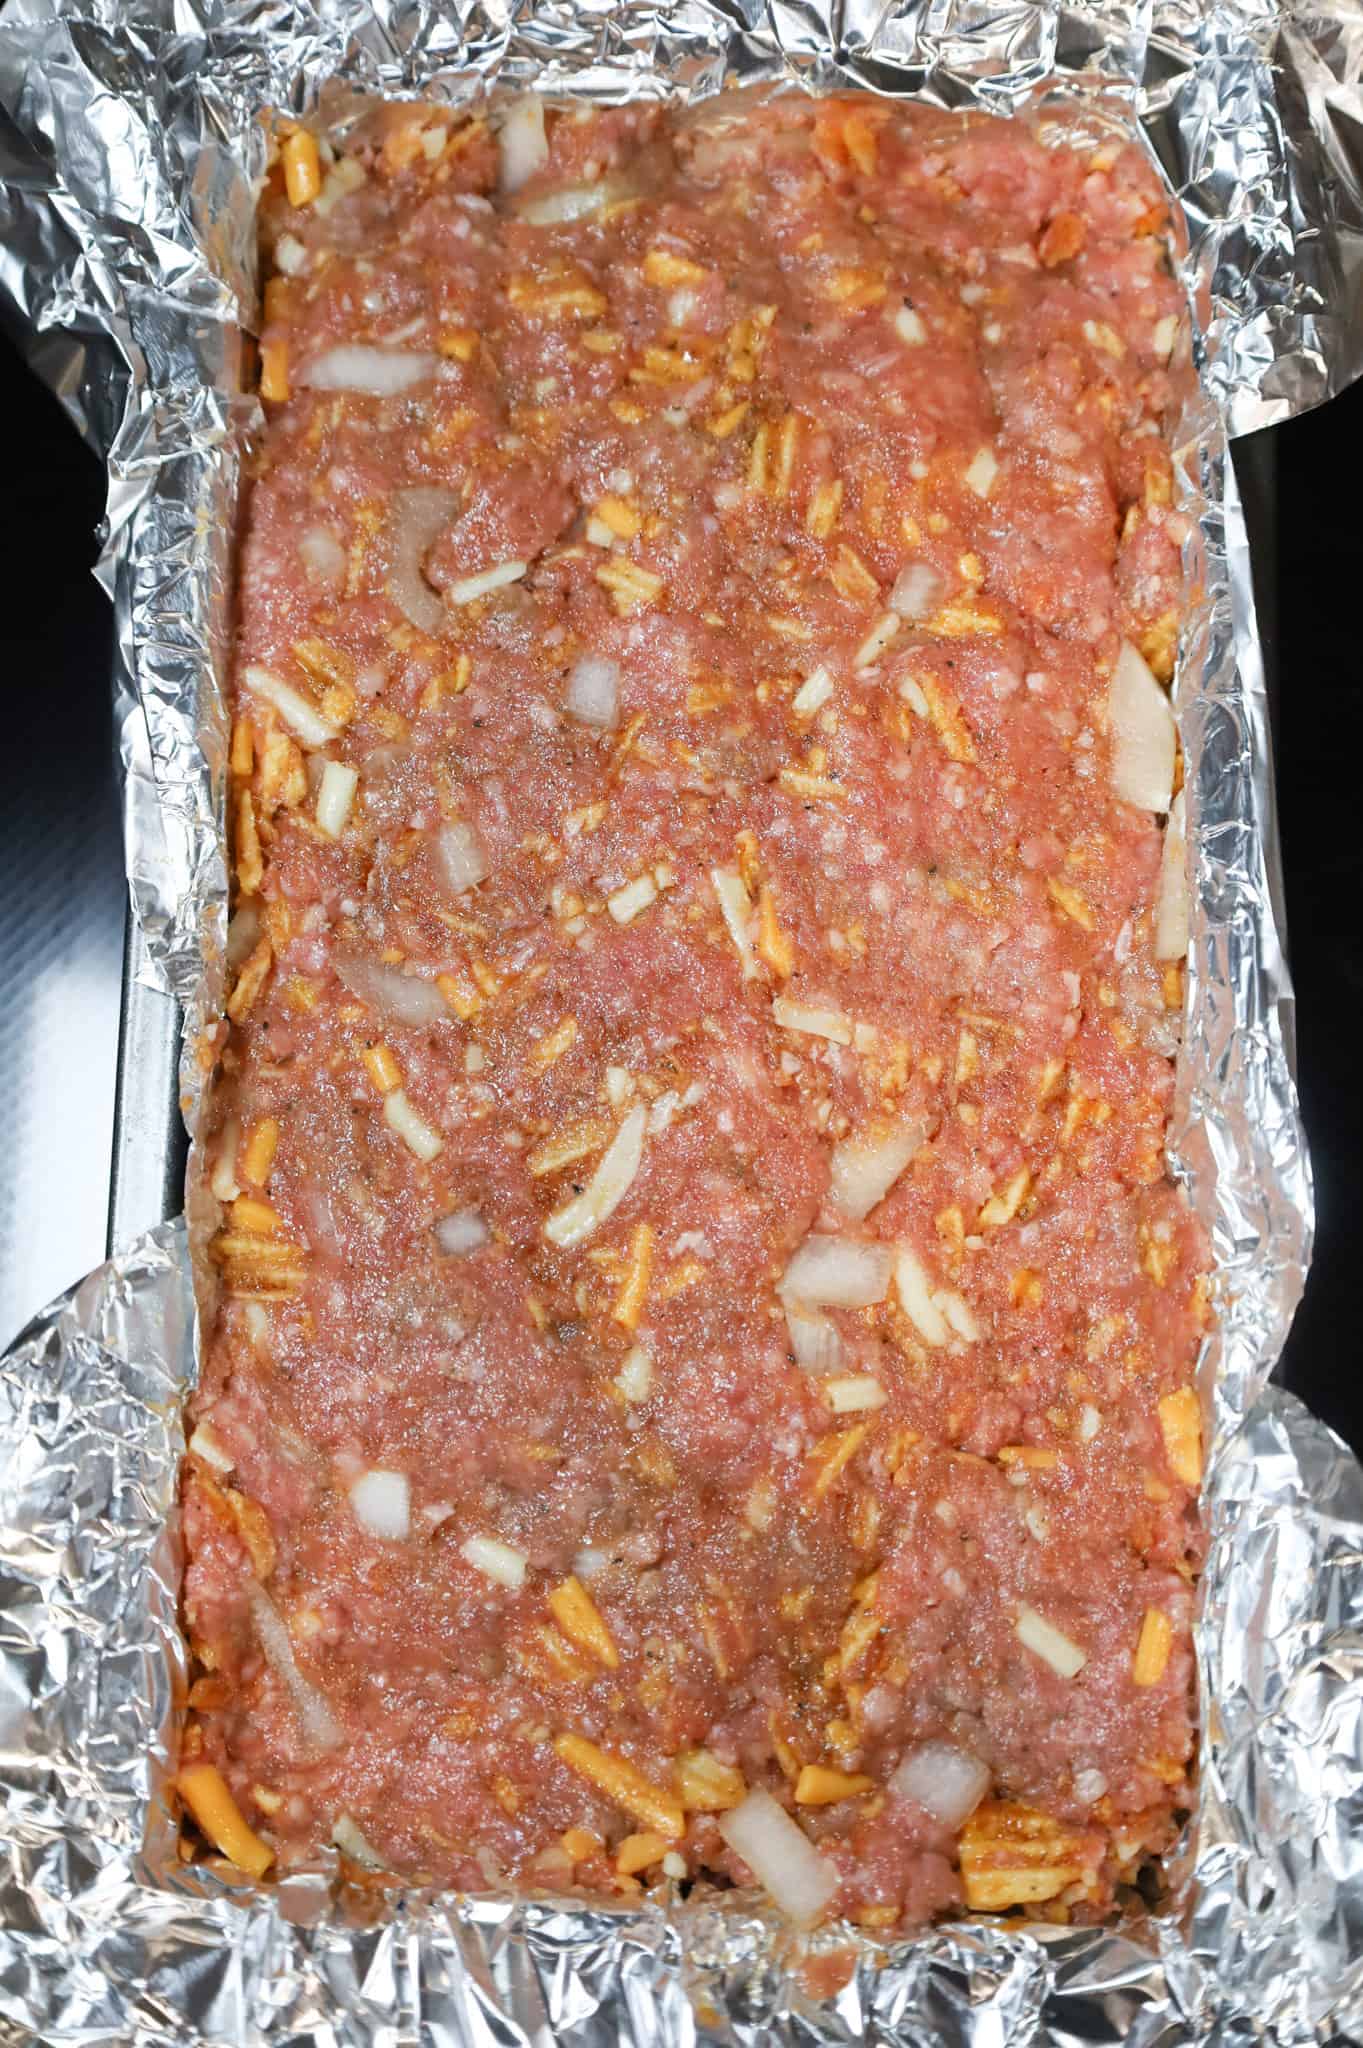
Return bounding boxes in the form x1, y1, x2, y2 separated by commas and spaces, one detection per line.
890, 561, 945, 621
895, 1248, 951, 1348
893, 303, 926, 345
615, 1343, 653, 1402
1155, 789, 1188, 960
711, 867, 757, 980
300, 345, 436, 395
349, 1468, 411, 1541
446, 559, 527, 607
783, 1298, 843, 1374
332, 1815, 386, 1869
210, 1117, 241, 1203
829, 1121, 924, 1221
436, 1208, 489, 1256
434, 819, 488, 895
1108, 639, 1176, 811
335, 953, 446, 1027
243, 664, 338, 749
1016, 1603, 1087, 1678
771, 997, 851, 1045
383, 1088, 444, 1161
517, 179, 622, 225
779, 1234, 893, 1309
825, 1374, 887, 1413
385, 485, 458, 635
892, 1742, 991, 1827
544, 1104, 646, 1248
189, 1420, 235, 1472
607, 873, 657, 925
792, 665, 834, 716
248, 1588, 342, 1749
940, 1291, 981, 1342
227, 904, 260, 971
315, 759, 357, 838
497, 95, 549, 193
565, 653, 620, 729
964, 446, 999, 498
1152, 314, 1179, 360
717, 1788, 838, 1929
855, 610, 900, 670
299, 524, 345, 586
461, 1533, 527, 1588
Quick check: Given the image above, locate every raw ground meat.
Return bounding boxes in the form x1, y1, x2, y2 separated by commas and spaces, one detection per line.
179, 87, 1207, 1933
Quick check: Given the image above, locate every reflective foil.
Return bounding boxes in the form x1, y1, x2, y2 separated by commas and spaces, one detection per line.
0, 1, 1359, 2041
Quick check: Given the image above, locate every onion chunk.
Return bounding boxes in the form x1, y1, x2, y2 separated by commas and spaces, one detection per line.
1155, 789, 1188, 960
349, 1469, 411, 1541
335, 953, 445, 1028
332, 1815, 385, 1869
385, 486, 458, 636
829, 1121, 924, 1222
784, 1298, 843, 1374
434, 819, 488, 896
516, 178, 631, 225
892, 1743, 990, 1827
248, 1587, 342, 1749
435, 1208, 490, 1256
717, 1788, 838, 1928
565, 653, 620, 730
779, 1234, 893, 1308
1109, 639, 1176, 811
497, 96, 549, 193
890, 561, 944, 622
301, 345, 435, 396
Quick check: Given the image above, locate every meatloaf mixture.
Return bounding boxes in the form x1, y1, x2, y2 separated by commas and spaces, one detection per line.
178, 89, 1208, 1932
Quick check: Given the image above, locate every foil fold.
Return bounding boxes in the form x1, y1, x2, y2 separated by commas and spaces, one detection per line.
0, 1, 1360, 2041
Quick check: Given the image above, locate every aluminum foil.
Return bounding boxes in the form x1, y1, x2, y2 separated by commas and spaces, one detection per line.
0, 1, 1359, 2041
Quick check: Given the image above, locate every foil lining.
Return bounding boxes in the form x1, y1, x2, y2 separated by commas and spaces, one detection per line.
0, 1, 1360, 2040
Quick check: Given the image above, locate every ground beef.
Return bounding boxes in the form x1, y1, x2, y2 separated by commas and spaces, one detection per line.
180, 88, 1207, 1934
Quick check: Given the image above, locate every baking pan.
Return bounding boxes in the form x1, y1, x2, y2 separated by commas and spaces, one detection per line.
107, 916, 186, 1258
0, 0, 1355, 2026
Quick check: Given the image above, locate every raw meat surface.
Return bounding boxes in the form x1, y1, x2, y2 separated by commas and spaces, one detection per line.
181, 90, 1206, 1931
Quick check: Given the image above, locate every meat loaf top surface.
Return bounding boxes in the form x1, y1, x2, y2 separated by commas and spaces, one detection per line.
179, 89, 1207, 1932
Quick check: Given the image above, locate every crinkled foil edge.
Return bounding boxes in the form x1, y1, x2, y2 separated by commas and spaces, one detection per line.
0, 2, 1360, 2042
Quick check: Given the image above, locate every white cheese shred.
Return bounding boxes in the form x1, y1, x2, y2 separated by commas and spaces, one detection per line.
383, 1089, 444, 1161
460, 1534, 528, 1588
544, 1104, 646, 1248
315, 760, 358, 838
1015, 1603, 1087, 1678
243, 664, 338, 749
446, 560, 527, 607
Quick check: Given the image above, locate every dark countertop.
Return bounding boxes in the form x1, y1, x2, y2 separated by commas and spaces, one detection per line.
0, 331, 1356, 1457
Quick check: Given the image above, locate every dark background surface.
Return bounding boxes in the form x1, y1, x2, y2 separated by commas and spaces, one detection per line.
0, 330, 1357, 1453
